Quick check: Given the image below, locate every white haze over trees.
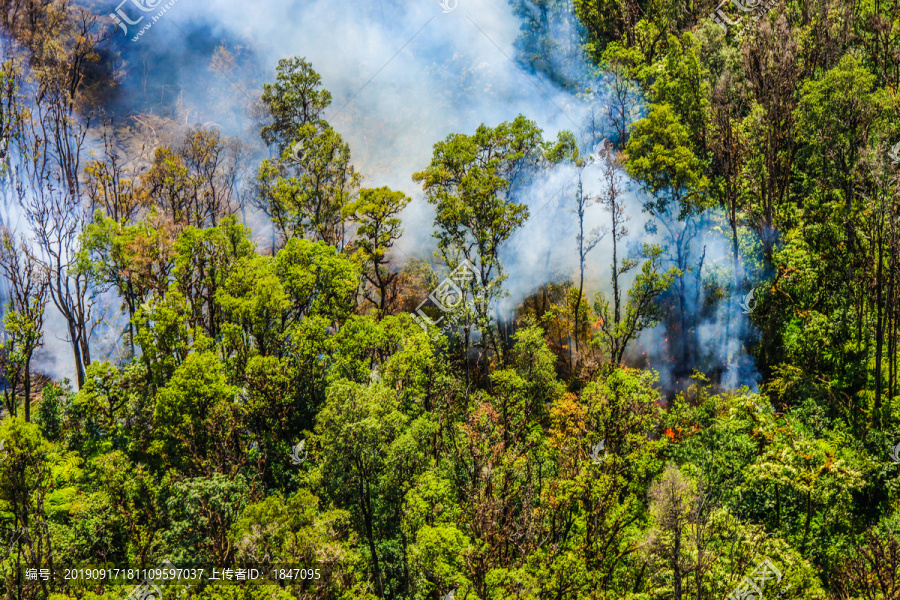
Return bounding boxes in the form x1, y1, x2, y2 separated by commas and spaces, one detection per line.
17, 0, 758, 390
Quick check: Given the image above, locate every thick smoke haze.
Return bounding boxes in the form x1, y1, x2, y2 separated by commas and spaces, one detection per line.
41, 0, 759, 390
101, 0, 620, 285
136, 0, 624, 275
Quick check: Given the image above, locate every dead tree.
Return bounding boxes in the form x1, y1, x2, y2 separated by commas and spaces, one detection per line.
84, 121, 141, 223
15, 84, 95, 389
0, 227, 48, 420
139, 126, 247, 230
573, 157, 603, 358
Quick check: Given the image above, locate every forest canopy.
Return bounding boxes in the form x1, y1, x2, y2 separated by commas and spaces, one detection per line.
0, 0, 898, 599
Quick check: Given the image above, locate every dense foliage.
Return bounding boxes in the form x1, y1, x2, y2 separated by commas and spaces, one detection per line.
0, 0, 898, 599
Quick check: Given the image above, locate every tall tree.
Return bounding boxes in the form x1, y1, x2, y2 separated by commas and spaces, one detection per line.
11, 67, 97, 389
573, 162, 602, 358
647, 465, 700, 600
740, 16, 801, 263
345, 186, 411, 317
413, 115, 551, 359
625, 103, 708, 369
83, 122, 140, 224
256, 124, 359, 249
77, 212, 176, 358
18, 185, 94, 389
260, 56, 333, 154
600, 42, 644, 145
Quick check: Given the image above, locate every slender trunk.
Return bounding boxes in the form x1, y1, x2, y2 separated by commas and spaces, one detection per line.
358, 467, 384, 597
673, 523, 682, 600
7, 376, 16, 417
576, 253, 584, 354
875, 207, 884, 421
375, 257, 388, 318
15, 513, 21, 600
464, 326, 471, 400
575, 176, 585, 355
889, 226, 897, 406
624, 0, 637, 47
79, 323, 92, 373
678, 258, 689, 369
728, 194, 739, 361
70, 319, 85, 389
23, 358, 31, 422
611, 195, 621, 365
126, 286, 137, 358
694, 478, 704, 600
731, 206, 740, 282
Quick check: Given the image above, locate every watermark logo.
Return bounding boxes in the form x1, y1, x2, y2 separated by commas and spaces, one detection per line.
890, 141, 900, 166
109, 4, 141, 35
740, 287, 758, 315
127, 559, 175, 600
438, 0, 458, 13
109, 0, 161, 33
290, 440, 308, 465
109, 0, 182, 42
890, 442, 900, 464
442, 590, 456, 600
0, 440, 6, 462
412, 260, 480, 339
710, 0, 779, 35
589, 439, 606, 464
128, 582, 163, 600
727, 558, 782, 600
289, 141, 306, 165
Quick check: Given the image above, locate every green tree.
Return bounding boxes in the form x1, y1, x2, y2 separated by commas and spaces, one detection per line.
0, 418, 64, 599
794, 54, 882, 273
345, 186, 411, 317
152, 352, 245, 476
593, 244, 679, 366
646, 465, 699, 600
77, 211, 175, 357
739, 18, 801, 263
626, 104, 708, 220
315, 381, 411, 598
233, 489, 366, 599
93, 451, 167, 567
260, 56, 333, 153
592, 145, 678, 368
165, 473, 255, 566
532, 367, 663, 598
626, 103, 709, 368
171, 216, 256, 342
573, 0, 638, 55
72, 362, 133, 449
600, 42, 645, 145
413, 115, 548, 358
649, 32, 710, 155
256, 124, 360, 248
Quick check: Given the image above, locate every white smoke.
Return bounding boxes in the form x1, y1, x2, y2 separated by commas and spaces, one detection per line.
89, 0, 761, 390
